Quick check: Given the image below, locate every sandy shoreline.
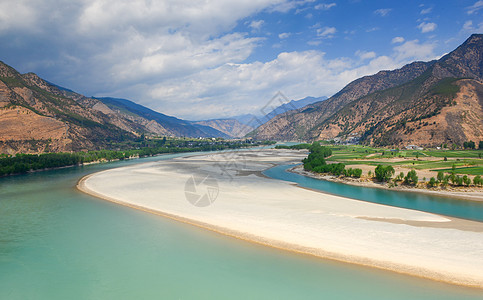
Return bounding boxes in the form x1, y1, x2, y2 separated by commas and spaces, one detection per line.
289, 165, 483, 202
77, 149, 483, 289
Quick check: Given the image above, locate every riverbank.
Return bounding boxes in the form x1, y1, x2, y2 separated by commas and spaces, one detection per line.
289, 165, 483, 202
77, 149, 483, 289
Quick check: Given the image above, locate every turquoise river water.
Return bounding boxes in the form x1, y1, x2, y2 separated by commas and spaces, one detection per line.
1, 152, 482, 299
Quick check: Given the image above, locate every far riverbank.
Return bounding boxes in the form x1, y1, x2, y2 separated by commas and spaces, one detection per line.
289, 165, 483, 202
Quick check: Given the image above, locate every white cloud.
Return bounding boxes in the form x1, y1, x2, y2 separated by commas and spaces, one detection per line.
467, 1, 483, 14
417, 22, 437, 33
269, 0, 317, 13
315, 3, 336, 10
249, 20, 264, 31
374, 8, 392, 17
0, 1, 42, 33
464, 20, 474, 31
392, 39, 437, 62
0, 0, 444, 120
355, 50, 376, 60
317, 26, 336, 38
391, 36, 405, 44
134, 39, 438, 119
462, 20, 483, 32
0, 0, 285, 94
278, 32, 291, 39
307, 40, 322, 46
420, 7, 432, 15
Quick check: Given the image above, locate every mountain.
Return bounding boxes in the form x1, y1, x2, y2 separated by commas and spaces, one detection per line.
190, 96, 325, 138
95, 97, 229, 138
253, 34, 483, 147
191, 118, 254, 138
0, 63, 227, 154
230, 114, 259, 126
259, 96, 327, 125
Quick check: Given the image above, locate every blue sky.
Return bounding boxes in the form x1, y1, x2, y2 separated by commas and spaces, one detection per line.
0, 0, 482, 120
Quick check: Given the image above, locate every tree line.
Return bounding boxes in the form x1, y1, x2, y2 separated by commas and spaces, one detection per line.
0, 140, 274, 177
301, 143, 481, 188
302, 142, 363, 178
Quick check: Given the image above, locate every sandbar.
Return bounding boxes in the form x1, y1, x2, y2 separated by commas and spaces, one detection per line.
77, 149, 483, 288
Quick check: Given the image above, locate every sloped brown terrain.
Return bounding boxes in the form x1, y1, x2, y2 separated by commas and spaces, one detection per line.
253, 60, 433, 140
253, 34, 483, 147
0, 61, 228, 154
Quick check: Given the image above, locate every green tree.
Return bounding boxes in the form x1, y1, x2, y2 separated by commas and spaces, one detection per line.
474, 175, 482, 186
442, 175, 449, 187
353, 168, 362, 178
374, 165, 395, 182
404, 170, 418, 185
437, 171, 444, 183
428, 177, 437, 188
463, 175, 471, 186
479, 141, 483, 150
463, 141, 476, 149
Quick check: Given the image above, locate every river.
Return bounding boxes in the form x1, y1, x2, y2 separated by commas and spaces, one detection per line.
1, 152, 482, 299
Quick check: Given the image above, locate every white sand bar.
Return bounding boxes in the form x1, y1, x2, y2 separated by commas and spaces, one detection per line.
78, 150, 483, 288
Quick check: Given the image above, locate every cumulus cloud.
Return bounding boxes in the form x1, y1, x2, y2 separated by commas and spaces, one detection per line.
392, 39, 437, 62
279, 32, 291, 39
374, 8, 392, 17
317, 26, 336, 38
0, 0, 284, 92
132, 39, 438, 119
249, 20, 264, 31
269, 0, 317, 13
420, 7, 432, 15
418, 22, 437, 33
462, 20, 483, 32
315, 3, 336, 10
0, 1, 37, 32
467, 1, 483, 14
355, 50, 376, 60
391, 36, 405, 44
0, 0, 443, 120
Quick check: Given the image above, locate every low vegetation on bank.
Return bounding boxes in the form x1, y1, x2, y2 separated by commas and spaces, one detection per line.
295, 141, 483, 190
0, 138, 275, 177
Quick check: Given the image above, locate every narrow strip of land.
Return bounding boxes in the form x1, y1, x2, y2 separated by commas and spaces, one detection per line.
77, 149, 483, 289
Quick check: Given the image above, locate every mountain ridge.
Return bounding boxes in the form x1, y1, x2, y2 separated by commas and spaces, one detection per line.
0, 63, 229, 154
253, 34, 483, 147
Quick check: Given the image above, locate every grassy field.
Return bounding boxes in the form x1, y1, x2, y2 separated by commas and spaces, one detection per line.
325, 145, 483, 176
432, 166, 483, 176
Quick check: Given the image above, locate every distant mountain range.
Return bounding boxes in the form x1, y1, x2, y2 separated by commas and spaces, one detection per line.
0, 58, 322, 153
0, 63, 232, 153
2, 34, 480, 153
253, 34, 483, 148
194, 96, 326, 138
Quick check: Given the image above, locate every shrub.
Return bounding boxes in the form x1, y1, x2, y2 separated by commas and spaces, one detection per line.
374, 165, 395, 182
474, 175, 482, 186
463, 141, 476, 149
353, 168, 362, 178
404, 170, 418, 185
428, 177, 437, 188
437, 171, 444, 183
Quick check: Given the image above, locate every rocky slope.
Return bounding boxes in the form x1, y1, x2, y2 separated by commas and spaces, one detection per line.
253, 34, 483, 147
0, 63, 227, 154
